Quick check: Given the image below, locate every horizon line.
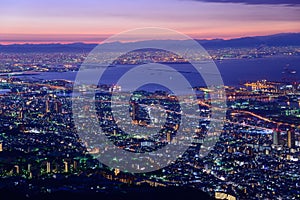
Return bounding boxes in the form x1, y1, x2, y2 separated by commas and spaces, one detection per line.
0, 32, 299, 46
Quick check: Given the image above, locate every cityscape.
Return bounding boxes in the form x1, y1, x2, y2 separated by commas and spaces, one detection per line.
0, 42, 299, 199
0, 0, 300, 199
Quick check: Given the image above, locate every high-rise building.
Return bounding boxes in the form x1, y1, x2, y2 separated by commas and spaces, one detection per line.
54, 101, 62, 113
64, 161, 68, 173
14, 165, 20, 174
45, 100, 50, 113
27, 164, 32, 178
18, 109, 23, 119
287, 129, 295, 148
131, 102, 138, 121
167, 131, 172, 143
174, 124, 179, 131
273, 129, 279, 145
28, 164, 31, 172
46, 162, 51, 173
73, 160, 78, 170
0, 142, 2, 152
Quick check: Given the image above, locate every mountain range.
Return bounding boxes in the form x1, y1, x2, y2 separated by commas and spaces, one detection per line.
0, 33, 299, 53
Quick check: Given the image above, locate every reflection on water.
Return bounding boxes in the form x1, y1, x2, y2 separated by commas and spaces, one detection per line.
12, 57, 300, 87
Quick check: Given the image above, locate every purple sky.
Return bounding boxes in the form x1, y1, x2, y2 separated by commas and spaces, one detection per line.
0, 0, 299, 43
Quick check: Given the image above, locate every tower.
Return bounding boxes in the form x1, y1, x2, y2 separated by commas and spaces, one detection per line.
287, 129, 295, 148
0, 142, 2, 152
273, 129, 279, 145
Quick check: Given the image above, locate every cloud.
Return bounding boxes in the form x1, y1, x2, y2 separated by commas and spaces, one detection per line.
192, 0, 300, 6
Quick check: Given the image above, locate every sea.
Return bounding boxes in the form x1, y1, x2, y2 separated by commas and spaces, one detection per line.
13, 56, 300, 88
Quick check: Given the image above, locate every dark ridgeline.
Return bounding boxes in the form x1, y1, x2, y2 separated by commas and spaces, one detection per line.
0, 33, 299, 53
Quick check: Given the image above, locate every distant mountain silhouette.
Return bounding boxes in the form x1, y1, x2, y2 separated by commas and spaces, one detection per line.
0, 43, 97, 53
0, 33, 299, 53
199, 33, 300, 48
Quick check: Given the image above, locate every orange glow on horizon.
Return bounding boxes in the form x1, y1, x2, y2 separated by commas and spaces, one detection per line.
1, 21, 299, 45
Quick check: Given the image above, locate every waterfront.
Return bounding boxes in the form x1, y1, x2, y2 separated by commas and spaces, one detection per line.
14, 56, 300, 87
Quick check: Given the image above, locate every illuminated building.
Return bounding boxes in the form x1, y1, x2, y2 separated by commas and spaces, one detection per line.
27, 164, 32, 178
45, 100, 50, 113
0, 142, 2, 152
287, 129, 295, 148
46, 162, 51, 173
273, 129, 279, 145
114, 168, 120, 176
215, 192, 236, 200
167, 131, 171, 143
174, 124, 179, 131
131, 102, 138, 121
73, 160, 78, 170
18, 109, 23, 119
54, 101, 62, 113
64, 161, 68, 173
14, 165, 20, 174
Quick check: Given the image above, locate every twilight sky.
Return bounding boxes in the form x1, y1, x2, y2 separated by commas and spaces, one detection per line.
0, 0, 299, 44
